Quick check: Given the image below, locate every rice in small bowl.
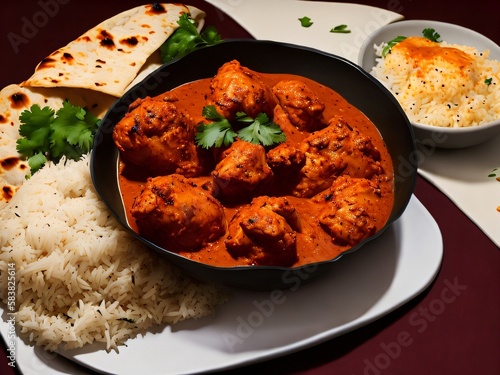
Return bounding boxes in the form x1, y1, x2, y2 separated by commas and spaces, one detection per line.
359, 20, 500, 148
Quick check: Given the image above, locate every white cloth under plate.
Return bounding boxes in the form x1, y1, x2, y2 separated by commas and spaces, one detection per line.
204, 0, 403, 62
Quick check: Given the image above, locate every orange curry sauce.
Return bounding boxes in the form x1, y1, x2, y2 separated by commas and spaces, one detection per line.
118, 73, 394, 267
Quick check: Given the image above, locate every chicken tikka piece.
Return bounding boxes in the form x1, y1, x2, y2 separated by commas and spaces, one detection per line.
114, 60, 393, 267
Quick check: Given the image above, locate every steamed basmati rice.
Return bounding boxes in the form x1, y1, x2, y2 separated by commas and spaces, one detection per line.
371, 37, 500, 127
0, 155, 228, 351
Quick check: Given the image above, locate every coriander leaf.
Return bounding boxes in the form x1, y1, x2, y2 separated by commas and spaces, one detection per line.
237, 113, 286, 146
195, 121, 236, 149
381, 35, 407, 57
422, 28, 441, 42
195, 106, 285, 149
19, 104, 55, 135
17, 105, 54, 156
16, 127, 52, 158
485, 77, 493, 85
160, 13, 221, 63
382, 28, 442, 58
49, 101, 99, 159
195, 106, 237, 149
202, 105, 225, 121
26, 152, 48, 175
16, 101, 100, 176
298, 16, 313, 28
233, 111, 254, 123
330, 24, 351, 33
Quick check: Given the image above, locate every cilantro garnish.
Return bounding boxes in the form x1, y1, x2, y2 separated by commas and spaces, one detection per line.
381, 36, 407, 58
195, 106, 237, 148
160, 13, 221, 63
381, 28, 442, 58
235, 112, 287, 146
298, 16, 313, 28
422, 28, 441, 42
330, 24, 351, 34
16, 102, 99, 176
195, 106, 285, 149
485, 77, 493, 85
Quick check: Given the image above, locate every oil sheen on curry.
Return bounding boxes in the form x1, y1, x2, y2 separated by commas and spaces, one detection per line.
113, 60, 394, 268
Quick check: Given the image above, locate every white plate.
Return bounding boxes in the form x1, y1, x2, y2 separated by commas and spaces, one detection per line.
1, 195, 443, 375
204, 0, 403, 62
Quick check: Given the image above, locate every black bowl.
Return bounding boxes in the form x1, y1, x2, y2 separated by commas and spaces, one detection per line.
90, 40, 416, 290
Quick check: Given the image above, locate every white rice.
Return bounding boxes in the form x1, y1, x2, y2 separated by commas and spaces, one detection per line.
371, 38, 500, 127
0, 155, 228, 352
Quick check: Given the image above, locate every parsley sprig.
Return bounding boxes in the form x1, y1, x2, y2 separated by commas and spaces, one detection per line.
195, 105, 286, 149
381, 27, 442, 57
16, 102, 99, 175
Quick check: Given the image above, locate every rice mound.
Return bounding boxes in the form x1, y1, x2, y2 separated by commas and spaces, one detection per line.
0, 155, 228, 351
371, 38, 500, 127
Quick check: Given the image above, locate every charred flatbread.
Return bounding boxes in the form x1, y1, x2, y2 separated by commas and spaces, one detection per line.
21, 4, 205, 97
1, 3, 206, 207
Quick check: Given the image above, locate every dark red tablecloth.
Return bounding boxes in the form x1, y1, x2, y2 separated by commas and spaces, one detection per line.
1, 1, 499, 374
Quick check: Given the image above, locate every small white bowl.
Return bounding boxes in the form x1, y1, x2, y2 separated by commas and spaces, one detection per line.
358, 20, 500, 148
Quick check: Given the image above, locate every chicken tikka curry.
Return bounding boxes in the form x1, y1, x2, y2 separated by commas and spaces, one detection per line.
113, 60, 394, 268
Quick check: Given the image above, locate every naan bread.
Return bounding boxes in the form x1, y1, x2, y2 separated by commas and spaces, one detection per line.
0, 84, 115, 208
2, 3, 206, 207
22, 4, 205, 97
